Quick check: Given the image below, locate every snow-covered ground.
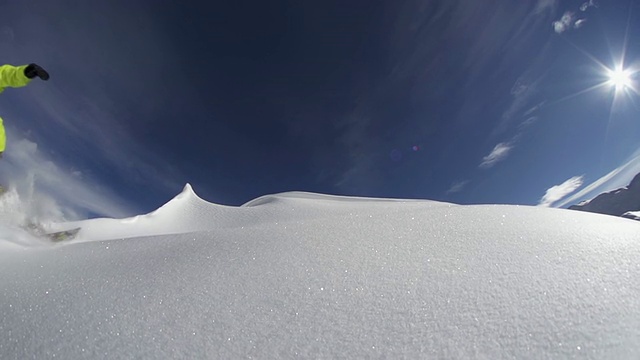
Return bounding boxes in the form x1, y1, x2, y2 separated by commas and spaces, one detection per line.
1, 185, 639, 359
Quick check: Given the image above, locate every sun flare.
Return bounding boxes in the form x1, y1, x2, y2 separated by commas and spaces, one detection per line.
607, 67, 632, 91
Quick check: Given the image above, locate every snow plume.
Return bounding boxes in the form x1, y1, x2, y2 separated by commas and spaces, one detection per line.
538, 175, 584, 207
0, 176, 66, 225
0, 138, 134, 221
0, 178, 67, 248
0, 141, 69, 231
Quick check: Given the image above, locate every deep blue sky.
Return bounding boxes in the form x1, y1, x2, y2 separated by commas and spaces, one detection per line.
0, 0, 638, 218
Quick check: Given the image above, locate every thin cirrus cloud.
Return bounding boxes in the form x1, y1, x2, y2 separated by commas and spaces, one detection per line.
480, 104, 542, 170
483, 45, 551, 171
479, 142, 513, 169
334, 1, 560, 191
492, 70, 546, 138
446, 180, 470, 195
534, 0, 558, 15
538, 175, 584, 207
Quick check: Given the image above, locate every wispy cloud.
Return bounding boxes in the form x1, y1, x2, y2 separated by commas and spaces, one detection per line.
534, 0, 558, 15
518, 116, 539, 130
538, 176, 584, 207
480, 51, 550, 171
36, 92, 184, 191
552, 0, 596, 34
580, 0, 597, 12
553, 12, 576, 34
492, 72, 546, 137
574, 19, 587, 29
523, 101, 546, 117
332, 1, 561, 191
0, 137, 138, 221
446, 180, 469, 194
479, 143, 512, 169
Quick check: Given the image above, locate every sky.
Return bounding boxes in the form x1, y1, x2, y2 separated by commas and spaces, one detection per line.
0, 0, 638, 219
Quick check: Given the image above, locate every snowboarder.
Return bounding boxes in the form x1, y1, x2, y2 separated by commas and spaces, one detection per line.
0, 63, 50, 158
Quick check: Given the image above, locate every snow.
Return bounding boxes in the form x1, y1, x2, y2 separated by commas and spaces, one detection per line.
1, 185, 640, 359
623, 210, 640, 220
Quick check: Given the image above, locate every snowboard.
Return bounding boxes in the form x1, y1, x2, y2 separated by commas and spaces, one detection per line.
47, 227, 81, 242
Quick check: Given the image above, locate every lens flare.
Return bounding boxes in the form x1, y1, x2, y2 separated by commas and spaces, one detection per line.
607, 67, 633, 91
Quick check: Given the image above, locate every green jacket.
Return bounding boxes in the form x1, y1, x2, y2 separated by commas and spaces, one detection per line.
0, 64, 32, 152
0, 117, 4, 153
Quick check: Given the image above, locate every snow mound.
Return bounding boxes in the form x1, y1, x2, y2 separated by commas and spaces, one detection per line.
55, 184, 234, 241
55, 185, 452, 242
242, 191, 444, 206
1, 185, 640, 358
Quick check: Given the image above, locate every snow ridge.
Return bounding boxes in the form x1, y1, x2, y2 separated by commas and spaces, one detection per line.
56, 185, 454, 243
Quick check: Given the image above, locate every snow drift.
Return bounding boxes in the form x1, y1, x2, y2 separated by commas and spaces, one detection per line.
0, 184, 639, 359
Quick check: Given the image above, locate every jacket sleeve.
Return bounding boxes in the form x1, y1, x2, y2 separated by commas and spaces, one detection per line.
0, 116, 5, 152
0, 64, 31, 89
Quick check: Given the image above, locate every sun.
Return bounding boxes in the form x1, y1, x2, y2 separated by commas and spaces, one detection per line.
607, 66, 633, 91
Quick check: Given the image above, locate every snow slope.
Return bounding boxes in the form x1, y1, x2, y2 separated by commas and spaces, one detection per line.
1, 185, 639, 359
